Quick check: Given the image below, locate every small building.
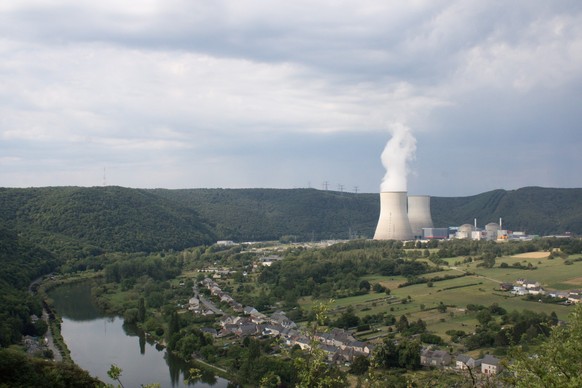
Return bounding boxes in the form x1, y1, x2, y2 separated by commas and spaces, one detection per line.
422, 228, 449, 240
216, 240, 236, 246
456, 354, 481, 370
500, 283, 514, 291
481, 355, 502, 375
421, 349, 451, 367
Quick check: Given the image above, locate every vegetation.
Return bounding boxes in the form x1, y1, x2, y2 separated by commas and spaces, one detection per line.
2, 184, 582, 386
0, 347, 101, 387
508, 304, 582, 387
0, 226, 59, 347
1, 187, 581, 254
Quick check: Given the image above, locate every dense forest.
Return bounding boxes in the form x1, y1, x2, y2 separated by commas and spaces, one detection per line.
0, 186, 581, 255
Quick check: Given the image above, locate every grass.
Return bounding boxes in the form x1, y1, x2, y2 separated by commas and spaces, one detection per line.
302, 251, 579, 345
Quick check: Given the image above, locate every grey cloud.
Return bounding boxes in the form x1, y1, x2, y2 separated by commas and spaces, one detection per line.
1, 1, 581, 194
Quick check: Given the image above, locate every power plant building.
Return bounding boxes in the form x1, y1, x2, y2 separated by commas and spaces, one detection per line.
422, 227, 449, 240
374, 192, 435, 241
373, 192, 414, 240
408, 195, 434, 239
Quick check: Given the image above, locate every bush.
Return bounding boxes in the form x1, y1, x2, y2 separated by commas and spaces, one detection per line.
420, 333, 444, 345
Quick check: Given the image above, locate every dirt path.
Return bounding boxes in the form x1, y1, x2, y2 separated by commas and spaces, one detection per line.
450, 267, 502, 284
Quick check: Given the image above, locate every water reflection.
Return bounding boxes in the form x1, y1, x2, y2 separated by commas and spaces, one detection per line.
50, 282, 228, 388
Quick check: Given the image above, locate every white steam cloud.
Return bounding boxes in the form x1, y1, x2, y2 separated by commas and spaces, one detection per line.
380, 123, 417, 192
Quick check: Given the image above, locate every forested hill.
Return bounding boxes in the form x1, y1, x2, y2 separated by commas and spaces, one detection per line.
0, 186, 215, 254
0, 186, 581, 253
431, 187, 582, 236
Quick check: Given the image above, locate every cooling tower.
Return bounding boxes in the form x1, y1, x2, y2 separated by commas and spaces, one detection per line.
408, 195, 434, 239
374, 191, 414, 240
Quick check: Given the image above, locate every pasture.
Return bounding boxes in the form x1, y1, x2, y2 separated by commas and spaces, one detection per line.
302, 252, 581, 343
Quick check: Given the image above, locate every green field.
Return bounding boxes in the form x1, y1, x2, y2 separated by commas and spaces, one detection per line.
300, 252, 581, 344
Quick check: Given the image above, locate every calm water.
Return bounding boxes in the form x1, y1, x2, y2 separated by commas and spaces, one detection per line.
50, 282, 228, 388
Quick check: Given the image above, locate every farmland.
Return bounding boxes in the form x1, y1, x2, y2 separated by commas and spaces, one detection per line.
300, 251, 582, 346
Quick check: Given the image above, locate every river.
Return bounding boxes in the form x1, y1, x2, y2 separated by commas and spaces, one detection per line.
49, 282, 228, 388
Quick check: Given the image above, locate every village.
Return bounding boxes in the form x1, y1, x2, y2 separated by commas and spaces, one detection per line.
188, 277, 373, 365
177, 248, 582, 381
500, 278, 582, 304
183, 272, 513, 377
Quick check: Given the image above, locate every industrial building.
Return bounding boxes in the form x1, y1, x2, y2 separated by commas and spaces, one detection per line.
372, 190, 526, 242
374, 192, 435, 241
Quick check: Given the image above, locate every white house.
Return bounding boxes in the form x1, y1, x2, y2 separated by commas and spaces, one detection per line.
456, 354, 481, 370
481, 355, 502, 375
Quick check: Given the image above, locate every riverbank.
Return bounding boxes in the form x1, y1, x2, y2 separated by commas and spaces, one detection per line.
36, 271, 104, 364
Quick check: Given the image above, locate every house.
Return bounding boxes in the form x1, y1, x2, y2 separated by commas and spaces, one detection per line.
257, 255, 283, 267
291, 335, 311, 350
348, 341, 370, 354
523, 280, 541, 289
481, 355, 502, 375
200, 328, 218, 337
456, 354, 481, 370
262, 324, 284, 336
512, 286, 528, 296
244, 306, 259, 315
528, 286, 545, 295
271, 311, 297, 329
500, 283, 514, 291
219, 315, 241, 327
231, 302, 244, 313
234, 323, 259, 337
421, 349, 451, 367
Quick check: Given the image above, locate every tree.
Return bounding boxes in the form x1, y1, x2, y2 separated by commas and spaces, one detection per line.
482, 253, 496, 268
508, 304, 582, 387
398, 339, 421, 370
397, 315, 409, 332
138, 297, 146, 322
294, 302, 347, 388
334, 306, 360, 329
349, 355, 370, 375
359, 280, 371, 292
476, 310, 493, 326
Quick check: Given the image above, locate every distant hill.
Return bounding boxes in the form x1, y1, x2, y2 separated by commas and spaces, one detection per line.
0, 186, 580, 253
431, 187, 582, 235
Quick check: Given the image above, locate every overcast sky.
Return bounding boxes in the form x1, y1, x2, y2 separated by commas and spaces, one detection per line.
1, 1, 581, 196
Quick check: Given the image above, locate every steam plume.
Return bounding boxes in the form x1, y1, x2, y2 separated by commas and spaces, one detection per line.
380, 123, 416, 192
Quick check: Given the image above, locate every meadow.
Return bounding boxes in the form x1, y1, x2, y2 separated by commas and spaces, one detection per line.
300, 252, 582, 346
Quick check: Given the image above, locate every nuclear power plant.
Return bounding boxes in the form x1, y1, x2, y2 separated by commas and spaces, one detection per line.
373, 192, 434, 241
373, 192, 415, 240
408, 195, 434, 239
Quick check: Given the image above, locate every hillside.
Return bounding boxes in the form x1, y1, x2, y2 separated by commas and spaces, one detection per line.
431, 187, 582, 235
0, 186, 581, 253
151, 188, 378, 242
0, 186, 215, 254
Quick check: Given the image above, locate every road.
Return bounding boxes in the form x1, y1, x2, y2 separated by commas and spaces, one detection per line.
42, 309, 63, 362
29, 274, 64, 362
193, 285, 224, 315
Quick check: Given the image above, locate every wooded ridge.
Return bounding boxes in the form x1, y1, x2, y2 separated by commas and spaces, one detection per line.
1, 186, 580, 254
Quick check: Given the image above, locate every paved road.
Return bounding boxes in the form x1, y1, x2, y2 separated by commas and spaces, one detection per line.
193, 285, 224, 315
42, 309, 63, 362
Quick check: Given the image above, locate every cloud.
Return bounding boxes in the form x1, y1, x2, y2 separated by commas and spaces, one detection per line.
0, 1, 581, 194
